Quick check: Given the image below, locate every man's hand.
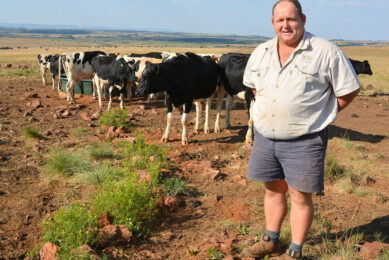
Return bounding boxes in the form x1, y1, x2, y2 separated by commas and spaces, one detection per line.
337, 88, 360, 112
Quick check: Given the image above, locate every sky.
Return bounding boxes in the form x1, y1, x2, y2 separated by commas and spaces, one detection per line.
1, 0, 389, 41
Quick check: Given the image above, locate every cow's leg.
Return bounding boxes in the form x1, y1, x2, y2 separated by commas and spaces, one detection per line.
215, 86, 226, 133
126, 82, 132, 100
162, 97, 174, 143
57, 75, 62, 93
225, 94, 234, 129
65, 80, 75, 104
40, 68, 46, 86
181, 101, 193, 145
119, 82, 126, 109
51, 74, 56, 90
204, 98, 212, 134
94, 76, 103, 109
92, 77, 97, 100
193, 101, 201, 134
108, 85, 114, 111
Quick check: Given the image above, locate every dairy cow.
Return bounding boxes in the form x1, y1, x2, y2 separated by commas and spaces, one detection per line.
59, 51, 106, 103
37, 54, 51, 85
48, 54, 64, 92
135, 52, 220, 145
218, 53, 255, 143
91, 55, 139, 110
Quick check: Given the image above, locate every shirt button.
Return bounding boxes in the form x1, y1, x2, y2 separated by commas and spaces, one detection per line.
276, 85, 279, 88
272, 114, 275, 117
273, 99, 276, 102
272, 129, 275, 132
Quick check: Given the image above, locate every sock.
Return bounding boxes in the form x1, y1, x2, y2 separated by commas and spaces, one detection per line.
288, 241, 303, 253
265, 229, 280, 243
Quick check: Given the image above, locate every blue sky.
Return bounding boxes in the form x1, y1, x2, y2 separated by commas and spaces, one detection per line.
1, 0, 389, 41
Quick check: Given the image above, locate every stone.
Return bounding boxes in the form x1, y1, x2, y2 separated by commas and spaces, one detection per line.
91, 111, 100, 120
39, 242, 58, 260
210, 169, 224, 181
359, 241, 388, 259
61, 110, 71, 117
98, 212, 114, 227
71, 244, 100, 259
351, 114, 359, 118
115, 126, 129, 136
137, 170, 151, 183
24, 93, 39, 98
124, 136, 136, 143
107, 126, 116, 139
30, 99, 42, 109
361, 176, 376, 186
163, 196, 183, 210
80, 112, 92, 121
98, 225, 134, 248
365, 84, 375, 90
23, 111, 32, 117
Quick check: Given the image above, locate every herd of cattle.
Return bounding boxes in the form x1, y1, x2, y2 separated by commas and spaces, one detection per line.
37, 51, 373, 145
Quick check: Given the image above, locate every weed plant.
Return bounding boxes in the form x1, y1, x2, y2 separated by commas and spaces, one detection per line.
44, 149, 92, 177
23, 126, 43, 139
75, 165, 124, 185
91, 177, 158, 238
206, 247, 225, 260
71, 127, 89, 138
88, 143, 115, 160
325, 155, 345, 181
162, 177, 191, 197
98, 108, 131, 128
41, 202, 99, 256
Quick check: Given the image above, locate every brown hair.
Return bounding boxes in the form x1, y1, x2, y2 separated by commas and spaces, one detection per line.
272, 0, 304, 18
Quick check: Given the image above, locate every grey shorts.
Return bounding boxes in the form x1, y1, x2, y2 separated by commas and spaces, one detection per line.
246, 128, 328, 193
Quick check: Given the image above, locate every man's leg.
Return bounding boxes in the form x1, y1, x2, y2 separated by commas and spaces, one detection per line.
288, 186, 313, 256
265, 179, 288, 232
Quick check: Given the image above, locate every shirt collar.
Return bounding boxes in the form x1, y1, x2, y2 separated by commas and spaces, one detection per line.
268, 31, 311, 53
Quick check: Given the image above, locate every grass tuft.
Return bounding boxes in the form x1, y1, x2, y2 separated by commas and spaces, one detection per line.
99, 108, 131, 128
206, 247, 225, 260
325, 154, 345, 181
44, 149, 92, 177
88, 143, 115, 160
162, 177, 191, 197
23, 126, 43, 139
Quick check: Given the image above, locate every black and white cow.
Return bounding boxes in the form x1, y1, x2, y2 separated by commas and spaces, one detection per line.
37, 54, 51, 86
218, 53, 255, 143
91, 55, 139, 110
135, 52, 220, 145
130, 52, 163, 59
349, 58, 373, 75
48, 54, 64, 92
59, 51, 106, 103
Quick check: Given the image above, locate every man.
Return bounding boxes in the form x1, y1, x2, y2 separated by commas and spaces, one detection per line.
242, 0, 360, 259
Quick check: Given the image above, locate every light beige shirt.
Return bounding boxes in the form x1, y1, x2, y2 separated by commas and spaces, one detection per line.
243, 32, 360, 140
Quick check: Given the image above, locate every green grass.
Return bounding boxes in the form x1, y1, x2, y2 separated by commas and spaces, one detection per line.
0, 68, 40, 78
88, 143, 115, 160
162, 177, 191, 197
23, 126, 43, 139
71, 127, 89, 139
206, 247, 225, 260
75, 165, 124, 185
325, 154, 346, 181
98, 108, 132, 129
41, 202, 99, 257
44, 149, 93, 177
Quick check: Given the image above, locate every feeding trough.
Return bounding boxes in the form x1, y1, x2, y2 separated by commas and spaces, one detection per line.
59, 77, 94, 95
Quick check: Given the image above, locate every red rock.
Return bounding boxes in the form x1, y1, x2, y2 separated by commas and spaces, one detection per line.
238, 179, 247, 186
71, 244, 100, 259
150, 155, 155, 162
124, 136, 136, 143
91, 112, 100, 120
86, 135, 100, 143
32, 145, 42, 153
143, 250, 153, 257
139, 105, 145, 110
24, 93, 39, 98
210, 169, 223, 181
205, 194, 219, 206
23, 111, 32, 117
213, 155, 220, 160
30, 99, 42, 109
163, 196, 183, 210
231, 152, 241, 159
359, 241, 389, 259
115, 126, 129, 136
98, 212, 114, 227
88, 123, 96, 128
151, 109, 158, 115
80, 112, 92, 121
224, 256, 234, 260
53, 113, 61, 119
107, 126, 116, 139
361, 176, 376, 186
98, 225, 134, 248
137, 169, 151, 183
39, 242, 57, 260
61, 110, 71, 117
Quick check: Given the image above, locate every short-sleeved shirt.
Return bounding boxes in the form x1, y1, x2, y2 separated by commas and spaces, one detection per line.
243, 31, 360, 140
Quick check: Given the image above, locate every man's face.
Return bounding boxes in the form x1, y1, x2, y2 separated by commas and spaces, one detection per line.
272, 1, 306, 47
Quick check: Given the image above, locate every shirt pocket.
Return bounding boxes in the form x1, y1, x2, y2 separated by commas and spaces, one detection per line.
251, 67, 269, 92
294, 64, 320, 93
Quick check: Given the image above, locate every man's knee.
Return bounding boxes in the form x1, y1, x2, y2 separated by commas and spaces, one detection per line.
289, 187, 313, 206
265, 179, 288, 196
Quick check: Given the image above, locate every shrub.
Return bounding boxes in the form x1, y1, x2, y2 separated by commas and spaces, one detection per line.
98, 108, 131, 128
76, 165, 124, 185
91, 177, 158, 238
23, 126, 43, 139
44, 149, 92, 177
206, 247, 225, 260
42, 202, 99, 256
88, 143, 115, 160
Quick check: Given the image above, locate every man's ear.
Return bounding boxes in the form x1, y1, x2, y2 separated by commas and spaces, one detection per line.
301, 14, 306, 25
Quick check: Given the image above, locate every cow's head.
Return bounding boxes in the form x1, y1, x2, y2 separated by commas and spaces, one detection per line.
37, 54, 51, 68
126, 59, 140, 83
135, 61, 162, 97
363, 60, 373, 75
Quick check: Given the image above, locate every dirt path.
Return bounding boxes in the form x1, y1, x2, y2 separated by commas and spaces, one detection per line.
0, 77, 388, 258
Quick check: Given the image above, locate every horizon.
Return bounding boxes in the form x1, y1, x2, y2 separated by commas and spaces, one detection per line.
1, 0, 389, 41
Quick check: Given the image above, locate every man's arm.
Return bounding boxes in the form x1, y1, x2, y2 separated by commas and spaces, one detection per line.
337, 88, 360, 112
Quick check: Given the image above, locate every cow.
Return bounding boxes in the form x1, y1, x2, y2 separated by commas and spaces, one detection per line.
58, 51, 106, 104
129, 52, 163, 59
91, 55, 139, 110
135, 52, 220, 145
349, 58, 373, 75
123, 56, 163, 102
37, 54, 51, 86
218, 53, 255, 143
48, 54, 64, 92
